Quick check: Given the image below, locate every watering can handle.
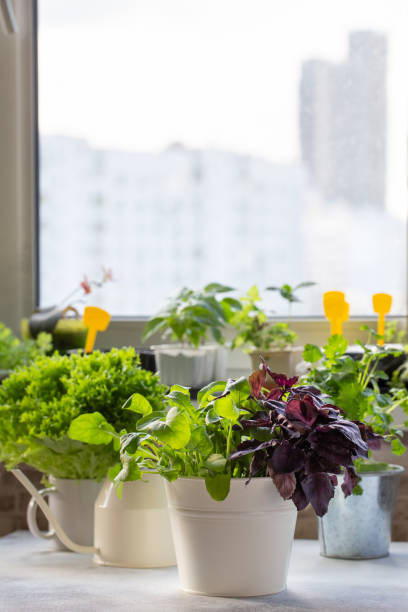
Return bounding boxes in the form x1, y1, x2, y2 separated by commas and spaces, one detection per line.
12, 469, 97, 555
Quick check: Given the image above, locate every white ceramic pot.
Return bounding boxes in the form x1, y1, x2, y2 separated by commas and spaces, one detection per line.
151, 344, 217, 387
26, 476, 101, 551
13, 470, 176, 567
165, 477, 297, 596
250, 347, 303, 376
93, 476, 176, 567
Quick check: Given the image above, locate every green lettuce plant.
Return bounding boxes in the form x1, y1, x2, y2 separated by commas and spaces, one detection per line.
0, 322, 52, 371
0, 348, 166, 479
302, 334, 408, 467
230, 286, 296, 351
142, 283, 241, 348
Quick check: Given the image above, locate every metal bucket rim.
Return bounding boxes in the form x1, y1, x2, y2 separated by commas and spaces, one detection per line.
357, 463, 405, 477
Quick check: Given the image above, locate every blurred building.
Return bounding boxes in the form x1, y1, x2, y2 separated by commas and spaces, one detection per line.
300, 31, 387, 208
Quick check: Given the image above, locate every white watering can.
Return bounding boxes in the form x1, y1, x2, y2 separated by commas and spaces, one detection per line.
12, 469, 176, 567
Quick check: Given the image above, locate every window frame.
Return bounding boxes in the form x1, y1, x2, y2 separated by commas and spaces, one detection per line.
1, 1, 407, 352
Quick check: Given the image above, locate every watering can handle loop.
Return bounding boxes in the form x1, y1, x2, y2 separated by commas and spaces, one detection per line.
27, 487, 57, 540
12, 469, 97, 555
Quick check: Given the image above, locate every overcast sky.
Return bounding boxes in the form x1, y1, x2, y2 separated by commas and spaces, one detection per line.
38, 0, 408, 217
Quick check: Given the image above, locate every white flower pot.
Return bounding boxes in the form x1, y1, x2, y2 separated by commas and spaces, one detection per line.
250, 346, 303, 376
26, 477, 101, 551
16, 470, 176, 567
93, 475, 176, 567
151, 344, 218, 387
165, 477, 297, 596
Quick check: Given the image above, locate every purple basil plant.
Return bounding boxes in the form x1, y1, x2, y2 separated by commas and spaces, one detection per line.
229, 362, 382, 516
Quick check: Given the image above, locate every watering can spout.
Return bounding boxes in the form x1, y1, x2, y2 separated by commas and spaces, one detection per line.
12, 469, 97, 555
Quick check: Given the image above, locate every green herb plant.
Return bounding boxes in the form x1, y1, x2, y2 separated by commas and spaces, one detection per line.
266, 281, 316, 319
230, 286, 296, 352
0, 322, 52, 371
302, 333, 408, 469
142, 283, 242, 348
0, 348, 166, 479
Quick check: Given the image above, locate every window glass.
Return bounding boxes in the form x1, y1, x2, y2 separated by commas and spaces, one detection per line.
38, 0, 408, 316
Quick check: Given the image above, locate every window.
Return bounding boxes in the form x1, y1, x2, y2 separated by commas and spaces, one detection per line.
38, 0, 407, 317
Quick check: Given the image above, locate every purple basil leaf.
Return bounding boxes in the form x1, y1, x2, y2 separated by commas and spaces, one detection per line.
271, 440, 305, 474
248, 369, 266, 399
353, 421, 382, 450
270, 470, 297, 500
301, 473, 336, 517
341, 465, 358, 497
285, 396, 318, 426
292, 481, 309, 511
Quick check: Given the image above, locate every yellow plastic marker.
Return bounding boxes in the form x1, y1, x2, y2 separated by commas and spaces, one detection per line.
323, 291, 349, 336
372, 293, 392, 346
83, 306, 111, 353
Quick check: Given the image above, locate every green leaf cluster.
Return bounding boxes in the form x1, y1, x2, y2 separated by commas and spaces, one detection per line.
142, 284, 241, 348
302, 334, 408, 458
101, 377, 261, 501
230, 286, 297, 351
0, 348, 167, 479
0, 322, 52, 371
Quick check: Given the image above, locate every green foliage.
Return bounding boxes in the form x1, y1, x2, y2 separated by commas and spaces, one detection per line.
230, 286, 296, 351
110, 377, 259, 501
142, 284, 241, 348
266, 281, 316, 305
302, 334, 408, 459
0, 322, 52, 371
0, 348, 167, 479
384, 320, 406, 344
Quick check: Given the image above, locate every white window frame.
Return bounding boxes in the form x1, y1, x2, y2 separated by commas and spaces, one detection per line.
0, 1, 406, 357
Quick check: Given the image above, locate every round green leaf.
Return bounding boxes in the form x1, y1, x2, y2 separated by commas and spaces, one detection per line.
68, 412, 115, 445
205, 473, 231, 501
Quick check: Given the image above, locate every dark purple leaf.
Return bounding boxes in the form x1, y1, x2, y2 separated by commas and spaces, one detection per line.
285, 396, 318, 426
353, 421, 382, 450
301, 473, 336, 517
270, 440, 305, 474
292, 481, 308, 511
341, 465, 358, 497
248, 369, 266, 399
270, 469, 297, 500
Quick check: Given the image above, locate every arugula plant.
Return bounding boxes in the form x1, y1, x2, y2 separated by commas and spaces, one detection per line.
70, 364, 375, 516
230, 286, 296, 351
142, 283, 241, 348
302, 334, 408, 463
0, 322, 52, 371
0, 348, 166, 479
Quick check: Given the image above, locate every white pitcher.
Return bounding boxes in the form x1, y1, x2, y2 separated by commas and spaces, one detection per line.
13, 469, 176, 568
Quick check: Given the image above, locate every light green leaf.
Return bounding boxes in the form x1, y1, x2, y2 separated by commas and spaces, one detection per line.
197, 380, 227, 407
187, 426, 213, 457
205, 453, 227, 472
205, 473, 231, 501
170, 384, 190, 396
324, 335, 348, 359
123, 393, 153, 416
303, 344, 323, 363
391, 438, 406, 456
68, 412, 115, 445
226, 377, 251, 406
149, 407, 191, 449
214, 395, 240, 421
205, 405, 222, 424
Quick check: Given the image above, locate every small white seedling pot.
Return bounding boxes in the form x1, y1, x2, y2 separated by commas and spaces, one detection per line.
13, 470, 176, 568
165, 477, 297, 597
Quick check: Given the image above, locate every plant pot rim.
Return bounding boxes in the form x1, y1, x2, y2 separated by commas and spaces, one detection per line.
356, 464, 405, 477
49, 475, 101, 483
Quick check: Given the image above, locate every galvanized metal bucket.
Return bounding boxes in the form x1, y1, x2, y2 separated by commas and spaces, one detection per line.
318, 465, 404, 559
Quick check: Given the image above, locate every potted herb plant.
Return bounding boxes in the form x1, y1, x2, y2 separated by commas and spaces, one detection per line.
109, 362, 372, 596
0, 347, 166, 551
142, 283, 241, 387
303, 334, 407, 559
21, 267, 113, 352
230, 285, 299, 375
0, 322, 52, 382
